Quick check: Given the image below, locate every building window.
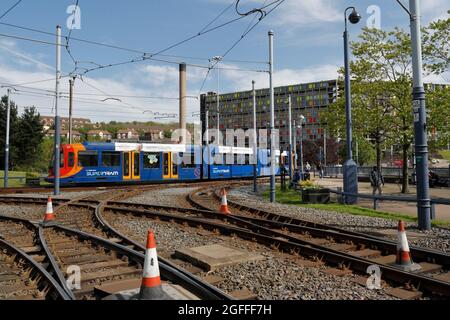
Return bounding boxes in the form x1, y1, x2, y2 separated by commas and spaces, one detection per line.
180, 153, 196, 168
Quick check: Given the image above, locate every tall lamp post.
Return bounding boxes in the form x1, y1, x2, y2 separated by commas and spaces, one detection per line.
343, 7, 361, 204
299, 115, 305, 178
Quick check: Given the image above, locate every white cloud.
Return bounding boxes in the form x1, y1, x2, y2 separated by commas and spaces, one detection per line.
421, 0, 449, 22
221, 63, 339, 91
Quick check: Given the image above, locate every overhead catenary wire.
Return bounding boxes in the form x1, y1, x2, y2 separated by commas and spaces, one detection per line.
0, 0, 23, 20
198, 0, 285, 94
0, 21, 266, 65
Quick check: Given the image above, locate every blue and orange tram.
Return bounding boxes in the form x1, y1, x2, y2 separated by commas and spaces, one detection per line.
46, 142, 285, 185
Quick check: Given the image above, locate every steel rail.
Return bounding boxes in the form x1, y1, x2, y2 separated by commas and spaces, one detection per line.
102, 203, 450, 297
0, 217, 70, 300
93, 203, 234, 300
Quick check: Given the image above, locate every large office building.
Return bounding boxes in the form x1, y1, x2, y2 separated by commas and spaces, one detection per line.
200, 79, 339, 151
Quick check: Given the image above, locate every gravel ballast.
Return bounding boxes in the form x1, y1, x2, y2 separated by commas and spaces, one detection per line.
103, 211, 398, 300
228, 185, 450, 253
123, 187, 198, 208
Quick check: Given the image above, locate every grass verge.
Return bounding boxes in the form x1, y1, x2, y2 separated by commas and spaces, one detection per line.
263, 185, 450, 228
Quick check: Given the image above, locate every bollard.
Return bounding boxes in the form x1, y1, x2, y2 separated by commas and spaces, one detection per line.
337, 187, 344, 204
373, 198, 379, 211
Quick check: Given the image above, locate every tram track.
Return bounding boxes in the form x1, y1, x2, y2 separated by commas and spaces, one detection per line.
0, 187, 234, 300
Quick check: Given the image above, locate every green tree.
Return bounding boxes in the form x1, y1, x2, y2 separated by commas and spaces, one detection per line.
323, 16, 449, 193
15, 106, 44, 170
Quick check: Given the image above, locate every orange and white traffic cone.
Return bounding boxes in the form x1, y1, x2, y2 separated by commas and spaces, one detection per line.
43, 196, 55, 224
219, 188, 231, 215
139, 230, 168, 300
395, 221, 421, 271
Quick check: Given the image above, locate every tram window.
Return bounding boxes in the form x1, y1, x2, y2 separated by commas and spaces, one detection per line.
60, 151, 64, 168
68, 152, 74, 167
102, 152, 121, 167
143, 152, 160, 169
134, 153, 140, 176
181, 153, 196, 168
245, 154, 250, 165
78, 151, 98, 167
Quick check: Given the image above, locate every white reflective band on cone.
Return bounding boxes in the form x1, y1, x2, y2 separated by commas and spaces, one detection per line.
142, 248, 160, 278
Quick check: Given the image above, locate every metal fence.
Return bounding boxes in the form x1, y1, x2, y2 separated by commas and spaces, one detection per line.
329, 188, 450, 221
324, 166, 450, 179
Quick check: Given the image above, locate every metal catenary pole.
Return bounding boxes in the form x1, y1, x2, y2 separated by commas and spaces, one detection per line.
4, 88, 11, 188
252, 80, 258, 192
69, 77, 75, 144
54, 25, 62, 196
268, 30, 275, 203
409, 0, 431, 230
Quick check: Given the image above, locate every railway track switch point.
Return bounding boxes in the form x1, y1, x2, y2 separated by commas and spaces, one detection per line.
395, 221, 421, 272
219, 188, 231, 215
42, 196, 56, 226
137, 230, 171, 300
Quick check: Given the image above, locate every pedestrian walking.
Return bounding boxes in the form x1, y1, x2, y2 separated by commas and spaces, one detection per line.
370, 166, 385, 195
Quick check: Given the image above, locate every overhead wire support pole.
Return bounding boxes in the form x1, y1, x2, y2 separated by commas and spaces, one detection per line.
69, 77, 75, 144
268, 30, 275, 203
4, 88, 11, 188
54, 25, 62, 196
252, 80, 258, 192
408, 0, 431, 230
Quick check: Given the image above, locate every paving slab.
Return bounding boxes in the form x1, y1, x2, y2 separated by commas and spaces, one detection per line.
101, 283, 200, 300
174, 244, 264, 271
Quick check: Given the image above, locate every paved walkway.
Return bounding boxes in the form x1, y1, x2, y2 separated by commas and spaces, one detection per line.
315, 178, 450, 222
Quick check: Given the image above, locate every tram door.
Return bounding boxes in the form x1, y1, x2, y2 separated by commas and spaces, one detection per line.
162, 152, 179, 180
123, 152, 141, 181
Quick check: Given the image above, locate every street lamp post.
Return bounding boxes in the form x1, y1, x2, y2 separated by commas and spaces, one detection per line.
288, 95, 293, 180
293, 120, 297, 170
299, 116, 305, 179
343, 7, 361, 205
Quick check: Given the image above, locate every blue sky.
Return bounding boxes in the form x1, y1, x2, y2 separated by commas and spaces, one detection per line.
0, 0, 448, 123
